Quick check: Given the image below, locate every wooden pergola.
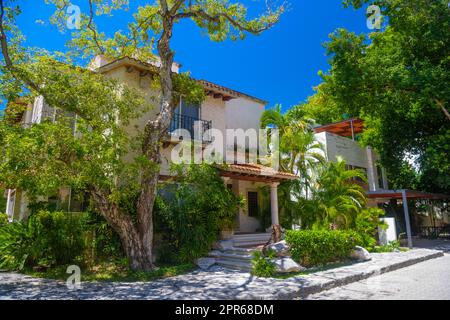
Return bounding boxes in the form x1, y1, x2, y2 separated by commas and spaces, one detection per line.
368, 189, 450, 248
313, 118, 364, 140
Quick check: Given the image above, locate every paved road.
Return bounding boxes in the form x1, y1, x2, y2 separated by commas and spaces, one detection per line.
306, 253, 450, 300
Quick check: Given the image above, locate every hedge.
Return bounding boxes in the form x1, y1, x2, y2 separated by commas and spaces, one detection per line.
285, 230, 361, 267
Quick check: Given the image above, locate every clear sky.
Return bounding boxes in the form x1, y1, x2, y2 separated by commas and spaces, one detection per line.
4, 0, 369, 112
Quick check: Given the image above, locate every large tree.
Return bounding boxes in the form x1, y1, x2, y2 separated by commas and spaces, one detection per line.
0, 0, 284, 270
306, 0, 450, 193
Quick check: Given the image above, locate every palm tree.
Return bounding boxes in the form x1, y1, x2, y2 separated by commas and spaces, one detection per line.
260, 105, 325, 188
260, 107, 369, 231
313, 157, 368, 229
260, 105, 326, 228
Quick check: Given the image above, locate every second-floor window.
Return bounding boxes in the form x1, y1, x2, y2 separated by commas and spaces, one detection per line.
169, 99, 212, 142
175, 99, 200, 119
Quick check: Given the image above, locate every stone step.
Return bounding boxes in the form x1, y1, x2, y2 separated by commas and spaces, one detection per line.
226, 247, 259, 255
233, 240, 269, 247
233, 233, 271, 240
209, 251, 254, 261
215, 259, 252, 271
232, 233, 271, 248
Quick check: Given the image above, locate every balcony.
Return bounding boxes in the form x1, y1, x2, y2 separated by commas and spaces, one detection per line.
169, 113, 212, 143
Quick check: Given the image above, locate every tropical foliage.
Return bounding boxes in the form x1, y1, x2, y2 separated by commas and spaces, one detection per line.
310, 157, 368, 229
304, 0, 450, 193
156, 164, 242, 263
261, 105, 324, 183
260, 105, 380, 235
0, 0, 284, 270
0, 210, 86, 270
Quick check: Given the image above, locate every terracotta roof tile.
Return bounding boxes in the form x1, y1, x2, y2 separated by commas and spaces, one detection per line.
219, 163, 297, 180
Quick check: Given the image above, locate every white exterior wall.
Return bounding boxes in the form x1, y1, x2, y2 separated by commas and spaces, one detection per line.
232, 179, 263, 233
315, 131, 384, 191
315, 131, 368, 168
225, 97, 265, 132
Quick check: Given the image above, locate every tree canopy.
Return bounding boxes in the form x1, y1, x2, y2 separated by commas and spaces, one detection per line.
0, 0, 285, 270
301, 0, 449, 193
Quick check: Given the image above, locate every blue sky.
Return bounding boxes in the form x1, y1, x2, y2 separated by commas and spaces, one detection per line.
5, 0, 369, 112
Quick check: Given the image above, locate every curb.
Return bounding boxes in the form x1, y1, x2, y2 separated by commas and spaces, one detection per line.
292, 250, 444, 300
240, 249, 444, 300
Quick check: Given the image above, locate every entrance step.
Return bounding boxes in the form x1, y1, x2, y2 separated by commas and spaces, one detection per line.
215, 259, 252, 271
232, 233, 271, 247
209, 234, 271, 271
209, 247, 260, 272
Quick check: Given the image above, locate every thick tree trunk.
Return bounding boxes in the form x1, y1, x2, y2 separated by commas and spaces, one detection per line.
89, 12, 177, 272
132, 12, 176, 270
90, 188, 154, 271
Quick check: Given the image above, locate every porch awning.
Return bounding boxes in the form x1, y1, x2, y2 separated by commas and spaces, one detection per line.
313, 118, 364, 138
367, 189, 449, 249
367, 189, 450, 200
218, 164, 298, 183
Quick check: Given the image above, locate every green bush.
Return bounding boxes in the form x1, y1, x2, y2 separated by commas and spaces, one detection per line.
286, 230, 361, 267
0, 188, 6, 213
157, 164, 242, 263
354, 207, 386, 251
373, 240, 401, 253
0, 213, 8, 226
251, 250, 276, 278
84, 212, 124, 261
30, 211, 87, 265
0, 210, 87, 270
0, 220, 37, 270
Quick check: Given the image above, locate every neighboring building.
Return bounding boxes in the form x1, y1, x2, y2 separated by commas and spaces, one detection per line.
313, 118, 389, 194
3, 56, 297, 234
313, 118, 450, 247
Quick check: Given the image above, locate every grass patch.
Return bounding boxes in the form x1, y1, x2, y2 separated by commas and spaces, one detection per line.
24, 261, 195, 282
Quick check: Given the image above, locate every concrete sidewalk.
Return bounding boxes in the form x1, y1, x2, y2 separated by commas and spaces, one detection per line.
0, 248, 443, 300
305, 253, 450, 300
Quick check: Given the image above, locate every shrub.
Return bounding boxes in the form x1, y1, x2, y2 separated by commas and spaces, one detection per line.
354, 207, 386, 251
373, 240, 401, 253
157, 164, 242, 263
0, 210, 87, 270
286, 230, 360, 267
0, 213, 8, 226
0, 220, 37, 270
84, 212, 124, 262
29, 211, 87, 265
251, 250, 276, 277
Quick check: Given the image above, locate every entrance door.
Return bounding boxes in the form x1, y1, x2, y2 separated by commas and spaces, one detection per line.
247, 191, 259, 218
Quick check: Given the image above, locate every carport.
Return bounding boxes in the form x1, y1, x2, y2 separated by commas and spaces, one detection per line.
368, 189, 450, 248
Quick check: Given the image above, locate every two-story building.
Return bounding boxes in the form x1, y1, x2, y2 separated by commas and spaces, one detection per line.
3, 56, 297, 241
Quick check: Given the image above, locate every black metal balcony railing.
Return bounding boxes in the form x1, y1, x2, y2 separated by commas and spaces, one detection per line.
169, 113, 212, 143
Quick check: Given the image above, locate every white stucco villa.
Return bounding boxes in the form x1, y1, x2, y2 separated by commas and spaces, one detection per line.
3, 56, 297, 244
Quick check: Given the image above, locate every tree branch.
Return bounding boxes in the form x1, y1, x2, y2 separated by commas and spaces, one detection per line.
169, 0, 186, 15
87, 0, 105, 54
174, 8, 280, 34
159, 0, 169, 13
0, 0, 40, 92
435, 99, 450, 121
